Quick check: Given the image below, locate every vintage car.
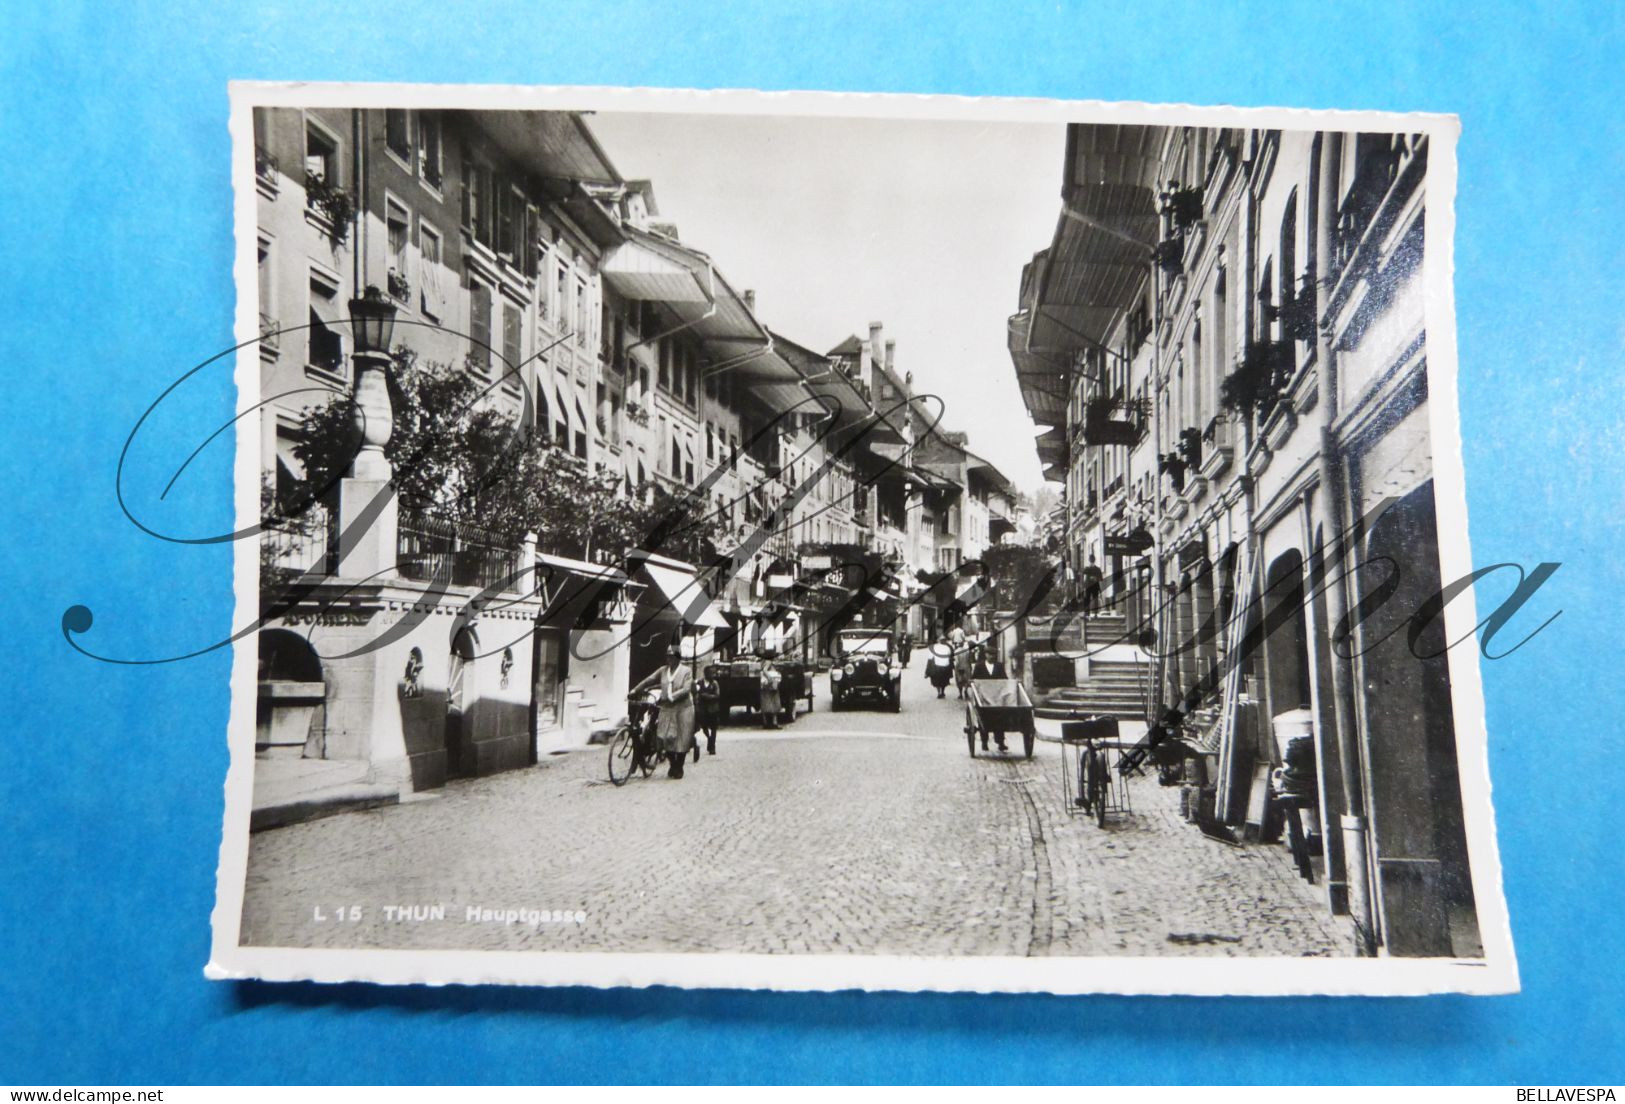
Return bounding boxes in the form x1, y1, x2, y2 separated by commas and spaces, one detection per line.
829, 628, 902, 712
710, 655, 814, 721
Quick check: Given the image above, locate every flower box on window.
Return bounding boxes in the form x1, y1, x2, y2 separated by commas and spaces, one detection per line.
386, 269, 410, 303
1220, 340, 1295, 421
1153, 237, 1184, 277
304, 174, 354, 247
1163, 184, 1204, 232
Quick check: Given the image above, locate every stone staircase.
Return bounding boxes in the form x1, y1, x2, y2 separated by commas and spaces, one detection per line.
1038, 655, 1152, 721
1029, 608, 1152, 723
564, 684, 621, 746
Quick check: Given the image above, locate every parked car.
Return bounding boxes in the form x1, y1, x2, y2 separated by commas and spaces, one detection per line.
829, 628, 902, 712
711, 655, 814, 721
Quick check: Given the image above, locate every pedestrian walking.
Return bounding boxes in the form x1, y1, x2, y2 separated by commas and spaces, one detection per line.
898, 631, 913, 668
696, 665, 722, 756
1082, 556, 1104, 615
970, 646, 1009, 753
629, 645, 697, 779
926, 641, 954, 698
758, 655, 783, 729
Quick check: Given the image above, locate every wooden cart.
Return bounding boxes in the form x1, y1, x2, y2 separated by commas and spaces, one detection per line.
963, 679, 1036, 758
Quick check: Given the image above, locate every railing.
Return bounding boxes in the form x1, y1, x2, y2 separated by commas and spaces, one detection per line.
397, 511, 524, 592
255, 145, 278, 186
261, 503, 330, 576
259, 312, 279, 351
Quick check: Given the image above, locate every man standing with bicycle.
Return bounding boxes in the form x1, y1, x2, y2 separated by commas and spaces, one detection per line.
630, 645, 699, 779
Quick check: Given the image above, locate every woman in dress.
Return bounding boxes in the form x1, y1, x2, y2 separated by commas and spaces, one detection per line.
630, 645, 698, 779
758, 654, 783, 729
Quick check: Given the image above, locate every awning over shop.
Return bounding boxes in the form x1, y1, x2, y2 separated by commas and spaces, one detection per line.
535, 553, 633, 626
635, 553, 729, 629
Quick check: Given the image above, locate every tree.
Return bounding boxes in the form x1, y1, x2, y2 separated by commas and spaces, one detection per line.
284, 348, 735, 571
982, 543, 1063, 616
288, 349, 539, 540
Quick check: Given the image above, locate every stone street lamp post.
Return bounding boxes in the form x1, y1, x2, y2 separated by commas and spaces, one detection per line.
335, 286, 399, 578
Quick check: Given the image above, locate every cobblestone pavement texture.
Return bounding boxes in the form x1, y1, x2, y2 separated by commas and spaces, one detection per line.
240, 666, 1354, 958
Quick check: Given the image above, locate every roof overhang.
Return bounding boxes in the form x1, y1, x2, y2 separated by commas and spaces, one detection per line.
1028, 124, 1163, 355
468, 111, 622, 189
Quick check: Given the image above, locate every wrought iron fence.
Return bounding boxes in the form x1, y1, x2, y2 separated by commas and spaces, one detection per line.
261, 502, 331, 576
397, 510, 524, 592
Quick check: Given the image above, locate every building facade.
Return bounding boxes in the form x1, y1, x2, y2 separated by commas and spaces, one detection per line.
1012, 123, 1479, 958
252, 106, 1017, 824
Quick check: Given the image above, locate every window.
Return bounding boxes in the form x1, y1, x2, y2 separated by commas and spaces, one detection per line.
1279, 191, 1298, 332
461, 157, 494, 246
705, 424, 715, 461
1257, 259, 1274, 340
573, 277, 589, 348
671, 434, 681, 477
537, 244, 553, 322
658, 339, 670, 390
385, 109, 411, 163
386, 199, 410, 303
418, 221, 444, 320
304, 121, 337, 186
501, 300, 522, 382
469, 278, 492, 374
496, 185, 522, 261
257, 234, 276, 351
417, 112, 443, 190
307, 269, 343, 376
523, 204, 540, 277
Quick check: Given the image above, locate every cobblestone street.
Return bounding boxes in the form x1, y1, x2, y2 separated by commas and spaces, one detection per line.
240, 668, 1353, 958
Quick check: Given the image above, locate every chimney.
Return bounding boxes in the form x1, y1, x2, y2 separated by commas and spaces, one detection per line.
884, 339, 896, 375
868, 322, 884, 354
743, 289, 756, 314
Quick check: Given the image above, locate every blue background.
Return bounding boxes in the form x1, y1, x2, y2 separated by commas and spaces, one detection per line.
2, 0, 1621, 1085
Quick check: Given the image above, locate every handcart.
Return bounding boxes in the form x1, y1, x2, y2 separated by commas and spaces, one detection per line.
963, 679, 1036, 759
1058, 715, 1133, 827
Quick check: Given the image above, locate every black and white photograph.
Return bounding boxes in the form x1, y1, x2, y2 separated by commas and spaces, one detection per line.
212, 85, 1512, 995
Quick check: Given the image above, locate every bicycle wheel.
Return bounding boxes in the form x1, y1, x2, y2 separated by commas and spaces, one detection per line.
607, 726, 636, 787
637, 735, 657, 778
1088, 753, 1108, 829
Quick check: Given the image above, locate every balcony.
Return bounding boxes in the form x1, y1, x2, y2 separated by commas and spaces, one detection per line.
259, 312, 279, 357
254, 145, 279, 198
1080, 396, 1145, 448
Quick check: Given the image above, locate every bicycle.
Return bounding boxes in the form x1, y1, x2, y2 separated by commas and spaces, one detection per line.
1059, 715, 1129, 828
607, 692, 663, 786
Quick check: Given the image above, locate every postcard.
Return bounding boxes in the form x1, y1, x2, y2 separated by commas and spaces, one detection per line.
206, 82, 1516, 994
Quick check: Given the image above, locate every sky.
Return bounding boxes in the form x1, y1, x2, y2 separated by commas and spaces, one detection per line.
583, 110, 1064, 495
